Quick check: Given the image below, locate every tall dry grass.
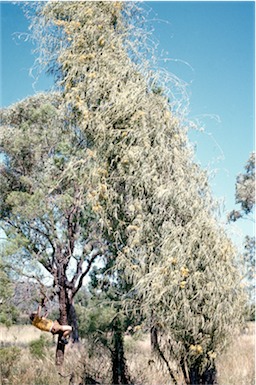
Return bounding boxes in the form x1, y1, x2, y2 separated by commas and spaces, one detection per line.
0, 323, 254, 385
0, 325, 42, 346
216, 322, 255, 385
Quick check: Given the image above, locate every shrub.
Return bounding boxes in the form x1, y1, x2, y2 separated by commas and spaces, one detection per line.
29, 335, 51, 359
0, 346, 21, 383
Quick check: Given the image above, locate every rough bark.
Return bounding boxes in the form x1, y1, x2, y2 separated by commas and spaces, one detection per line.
56, 336, 66, 367
111, 319, 130, 385
201, 364, 218, 385
67, 301, 79, 343
188, 364, 218, 385
55, 277, 68, 366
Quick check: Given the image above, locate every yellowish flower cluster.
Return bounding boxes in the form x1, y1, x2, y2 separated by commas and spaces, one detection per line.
71, 21, 81, 28
88, 72, 97, 79
54, 19, 66, 27
113, 1, 123, 10
180, 281, 187, 289
84, 8, 93, 17
98, 36, 105, 47
78, 53, 96, 63
98, 167, 108, 177
99, 184, 107, 200
208, 351, 217, 359
180, 266, 189, 277
92, 204, 102, 213
87, 149, 96, 158
190, 345, 203, 355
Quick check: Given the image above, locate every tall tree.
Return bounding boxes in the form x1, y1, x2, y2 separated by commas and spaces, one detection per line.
26, 2, 244, 381
0, 93, 105, 365
21, 1, 161, 373
1, 3, 245, 382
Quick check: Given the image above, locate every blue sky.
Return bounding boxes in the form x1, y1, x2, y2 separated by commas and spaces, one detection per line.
0, 1, 255, 247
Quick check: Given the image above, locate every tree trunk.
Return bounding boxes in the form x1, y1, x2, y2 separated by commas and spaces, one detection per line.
111, 318, 130, 385
150, 325, 178, 385
188, 363, 218, 385
189, 365, 201, 385
201, 364, 218, 385
67, 301, 79, 343
55, 284, 81, 365
55, 284, 68, 366
56, 336, 66, 366
150, 325, 158, 351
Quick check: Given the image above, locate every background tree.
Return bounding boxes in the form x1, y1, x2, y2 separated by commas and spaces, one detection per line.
228, 152, 255, 222
0, 93, 105, 365
228, 152, 255, 317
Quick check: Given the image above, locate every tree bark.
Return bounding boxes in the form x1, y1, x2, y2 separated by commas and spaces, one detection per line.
189, 365, 200, 385
188, 363, 218, 385
150, 325, 178, 385
55, 281, 81, 365
150, 325, 158, 351
111, 318, 130, 385
56, 336, 66, 366
67, 301, 79, 343
201, 364, 218, 385
55, 281, 68, 366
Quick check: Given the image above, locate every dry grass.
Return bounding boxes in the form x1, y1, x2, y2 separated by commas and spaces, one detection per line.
125, 325, 255, 385
216, 322, 255, 385
0, 325, 43, 345
0, 323, 254, 385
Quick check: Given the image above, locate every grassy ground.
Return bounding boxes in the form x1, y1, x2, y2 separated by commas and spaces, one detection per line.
0, 325, 42, 345
0, 323, 254, 385
216, 322, 255, 385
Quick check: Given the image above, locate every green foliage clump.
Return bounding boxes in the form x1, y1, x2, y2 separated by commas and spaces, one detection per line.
29, 335, 51, 359
76, 301, 116, 342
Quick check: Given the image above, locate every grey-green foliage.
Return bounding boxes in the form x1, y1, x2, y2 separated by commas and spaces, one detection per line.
228, 152, 255, 221
0, 92, 101, 294
2, 0, 246, 380
29, 1, 245, 380
236, 152, 255, 214
229, 152, 255, 310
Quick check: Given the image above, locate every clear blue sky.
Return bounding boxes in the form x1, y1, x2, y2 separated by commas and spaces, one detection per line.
0, 1, 255, 247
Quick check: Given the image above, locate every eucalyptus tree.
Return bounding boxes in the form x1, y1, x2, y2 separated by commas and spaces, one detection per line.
228, 152, 255, 222
229, 152, 255, 312
0, 93, 105, 365
27, 1, 244, 382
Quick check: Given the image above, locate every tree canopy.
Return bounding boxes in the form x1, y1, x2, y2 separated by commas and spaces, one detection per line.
0, 1, 246, 382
